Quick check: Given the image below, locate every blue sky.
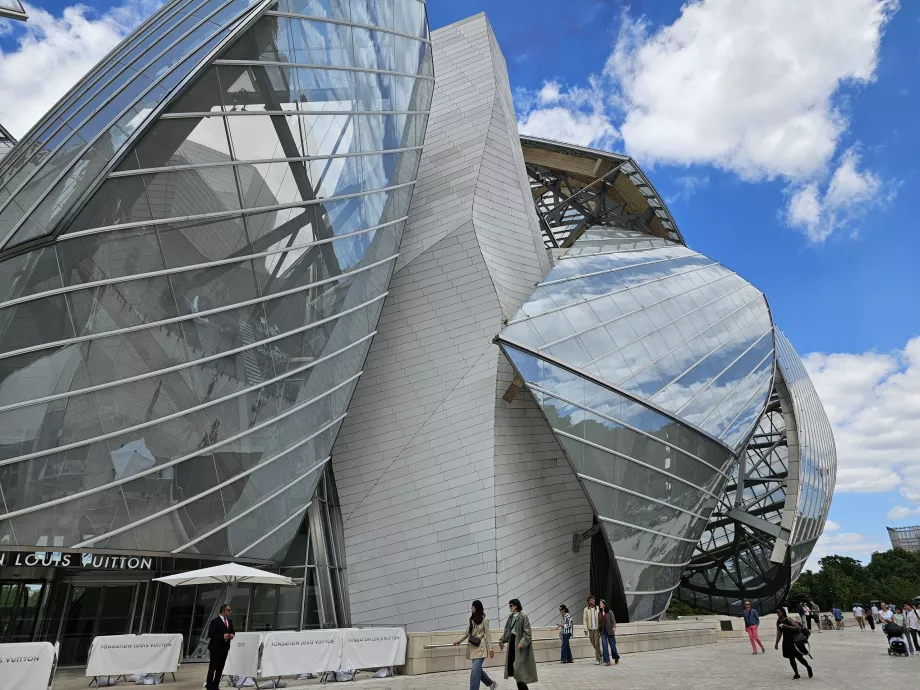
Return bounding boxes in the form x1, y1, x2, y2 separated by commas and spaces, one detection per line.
2, 0, 919, 569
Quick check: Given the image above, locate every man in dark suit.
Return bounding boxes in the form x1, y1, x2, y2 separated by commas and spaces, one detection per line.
206, 604, 235, 690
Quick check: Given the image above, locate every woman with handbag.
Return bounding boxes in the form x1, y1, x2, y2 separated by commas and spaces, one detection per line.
598, 599, 620, 665
498, 598, 538, 690
454, 600, 498, 690
775, 608, 813, 679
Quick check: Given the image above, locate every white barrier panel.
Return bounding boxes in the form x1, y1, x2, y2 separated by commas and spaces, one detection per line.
223, 632, 262, 679
340, 628, 406, 670
261, 630, 342, 676
0, 641, 56, 690
85, 634, 182, 677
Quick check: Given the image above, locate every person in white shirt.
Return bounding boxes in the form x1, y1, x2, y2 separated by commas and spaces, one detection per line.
871, 604, 880, 623
905, 603, 920, 654
852, 604, 865, 630
582, 595, 602, 664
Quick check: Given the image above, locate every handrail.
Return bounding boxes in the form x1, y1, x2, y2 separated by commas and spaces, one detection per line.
422, 627, 717, 648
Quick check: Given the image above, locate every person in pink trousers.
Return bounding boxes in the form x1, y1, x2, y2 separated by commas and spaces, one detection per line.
743, 600, 766, 653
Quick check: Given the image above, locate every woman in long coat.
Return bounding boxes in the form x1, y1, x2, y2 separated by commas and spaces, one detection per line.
498, 598, 538, 689
454, 599, 498, 690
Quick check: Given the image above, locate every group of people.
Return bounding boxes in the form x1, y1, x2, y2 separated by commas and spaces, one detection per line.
853, 601, 920, 654
794, 600, 825, 632
452, 594, 620, 690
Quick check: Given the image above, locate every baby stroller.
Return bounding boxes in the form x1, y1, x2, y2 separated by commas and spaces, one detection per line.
885, 622, 910, 657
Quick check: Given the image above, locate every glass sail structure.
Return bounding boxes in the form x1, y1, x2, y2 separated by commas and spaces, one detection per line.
0, 0, 432, 572
498, 226, 776, 620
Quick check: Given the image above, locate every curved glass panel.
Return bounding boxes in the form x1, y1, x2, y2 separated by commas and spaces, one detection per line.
502, 227, 774, 452
677, 328, 836, 615
499, 343, 734, 621
0, 0, 432, 564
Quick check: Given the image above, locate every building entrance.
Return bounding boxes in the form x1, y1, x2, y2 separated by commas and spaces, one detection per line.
58, 584, 137, 665
0, 581, 45, 644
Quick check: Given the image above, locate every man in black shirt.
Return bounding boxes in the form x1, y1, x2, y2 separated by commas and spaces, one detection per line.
206, 604, 235, 690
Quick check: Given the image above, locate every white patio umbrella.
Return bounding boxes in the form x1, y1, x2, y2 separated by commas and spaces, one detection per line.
154, 562, 296, 587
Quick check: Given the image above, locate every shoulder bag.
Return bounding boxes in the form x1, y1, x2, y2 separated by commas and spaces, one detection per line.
468, 620, 481, 647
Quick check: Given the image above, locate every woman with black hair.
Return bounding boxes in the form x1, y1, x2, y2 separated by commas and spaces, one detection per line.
454, 600, 497, 690
498, 599, 538, 689
775, 608, 813, 679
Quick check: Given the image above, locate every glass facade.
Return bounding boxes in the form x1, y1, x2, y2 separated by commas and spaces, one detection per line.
0, 0, 432, 569
498, 225, 775, 620
677, 328, 837, 614
0, 125, 14, 165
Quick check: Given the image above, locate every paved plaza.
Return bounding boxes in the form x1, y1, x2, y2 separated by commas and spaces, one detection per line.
54, 625, 915, 690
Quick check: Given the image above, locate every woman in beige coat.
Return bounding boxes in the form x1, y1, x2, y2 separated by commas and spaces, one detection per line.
454, 600, 498, 690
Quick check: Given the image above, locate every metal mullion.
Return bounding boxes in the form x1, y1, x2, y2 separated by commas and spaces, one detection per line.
577, 473, 708, 520
235, 503, 311, 557
264, 10, 430, 43
554, 428, 720, 499
107, 145, 424, 177
0, 253, 396, 362
672, 328, 773, 415
160, 109, 429, 118
0, 0, 198, 182
75, 412, 343, 548
528, 382, 728, 477
174, 473, 319, 553
0, 0, 230, 235
615, 554, 691, 568
0, 212, 398, 310
62, 180, 416, 239
536, 264, 727, 351
509, 258, 724, 326
213, 59, 434, 81
645, 304, 770, 402
0, 329, 375, 474
704, 349, 776, 431
597, 516, 697, 543
538, 254, 690, 288
0, 0, 256, 248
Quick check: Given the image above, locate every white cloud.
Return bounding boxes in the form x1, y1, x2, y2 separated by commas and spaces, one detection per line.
0, 0, 160, 137
517, 78, 619, 149
537, 80, 562, 104
824, 519, 841, 532
805, 529, 889, 570
886, 505, 920, 520
515, 0, 898, 242
803, 336, 920, 498
607, 0, 896, 181
786, 149, 888, 241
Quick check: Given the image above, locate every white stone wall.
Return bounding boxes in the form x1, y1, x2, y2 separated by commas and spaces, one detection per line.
330, 13, 592, 632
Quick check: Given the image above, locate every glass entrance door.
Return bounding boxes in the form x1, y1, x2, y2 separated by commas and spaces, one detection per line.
0, 582, 45, 644
59, 584, 136, 665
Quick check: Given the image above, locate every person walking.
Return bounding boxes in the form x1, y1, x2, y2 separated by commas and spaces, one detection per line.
583, 594, 602, 664
775, 608, 813, 680
796, 601, 808, 628
865, 604, 876, 631
598, 599, 620, 666
498, 599, 537, 690
556, 605, 574, 663
870, 604, 880, 625
205, 604, 235, 690
905, 603, 920, 653
809, 600, 822, 633
831, 604, 844, 630
879, 602, 893, 628
892, 607, 914, 655
852, 603, 865, 630
453, 600, 498, 690
743, 600, 766, 654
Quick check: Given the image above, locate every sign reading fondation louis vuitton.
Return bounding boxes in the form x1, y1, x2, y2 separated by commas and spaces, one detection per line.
0, 551, 154, 570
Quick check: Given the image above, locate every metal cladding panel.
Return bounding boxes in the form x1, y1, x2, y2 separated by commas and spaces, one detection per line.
328, 13, 589, 633
774, 328, 836, 577
501, 227, 775, 451
0, 0, 433, 560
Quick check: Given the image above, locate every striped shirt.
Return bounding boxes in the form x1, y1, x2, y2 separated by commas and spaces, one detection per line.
560, 612, 573, 635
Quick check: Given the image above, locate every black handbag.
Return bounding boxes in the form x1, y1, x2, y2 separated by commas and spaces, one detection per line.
468, 621, 481, 647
